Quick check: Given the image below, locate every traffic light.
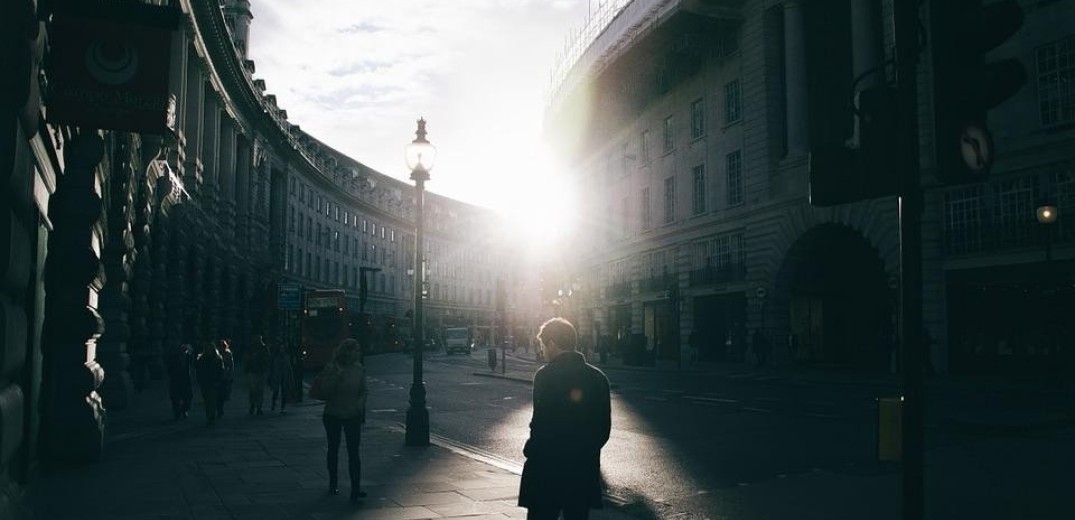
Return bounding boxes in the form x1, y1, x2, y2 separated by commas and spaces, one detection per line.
930, 0, 1026, 185
809, 86, 899, 207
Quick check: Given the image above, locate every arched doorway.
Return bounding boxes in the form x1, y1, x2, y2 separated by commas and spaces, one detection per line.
776, 224, 892, 369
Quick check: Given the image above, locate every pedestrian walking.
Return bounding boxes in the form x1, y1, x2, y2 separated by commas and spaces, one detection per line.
751, 329, 772, 367
687, 331, 700, 366
194, 341, 225, 425
166, 343, 194, 420
268, 341, 294, 414
217, 339, 235, 417
519, 318, 611, 520
244, 336, 271, 415
310, 338, 368, 502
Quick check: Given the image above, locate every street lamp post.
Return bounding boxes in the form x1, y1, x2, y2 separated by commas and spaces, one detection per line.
405, 118, 436, 447
359, 267, 381, 349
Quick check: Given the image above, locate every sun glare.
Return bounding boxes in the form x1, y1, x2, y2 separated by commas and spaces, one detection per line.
496, 149, 578, 256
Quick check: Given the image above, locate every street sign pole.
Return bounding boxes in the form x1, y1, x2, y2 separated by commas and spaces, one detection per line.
894, 1, 924, 519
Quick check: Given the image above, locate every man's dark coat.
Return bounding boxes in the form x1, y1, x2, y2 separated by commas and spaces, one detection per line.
518, 351, 611, 510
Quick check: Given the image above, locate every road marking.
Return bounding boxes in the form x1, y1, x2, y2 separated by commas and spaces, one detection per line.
644, 396, 668, 402
740, 407, 773, 413
370, 409, 398, 413
386, 424, 524, 475
460, 382, 484, 385
684, 395, 739, 404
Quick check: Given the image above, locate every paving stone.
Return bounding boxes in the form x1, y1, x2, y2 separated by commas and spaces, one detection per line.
391, 490, 471, 507
457, 485, 521, 502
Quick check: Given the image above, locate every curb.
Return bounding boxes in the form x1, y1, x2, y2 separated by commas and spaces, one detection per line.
472, 372, 533, 385
394, 422, 637, 517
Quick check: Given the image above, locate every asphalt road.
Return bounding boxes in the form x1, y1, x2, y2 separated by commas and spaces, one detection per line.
357, 351, 1075, 520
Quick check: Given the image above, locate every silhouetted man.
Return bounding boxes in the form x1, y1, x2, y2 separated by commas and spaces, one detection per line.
519, 318, 611, 520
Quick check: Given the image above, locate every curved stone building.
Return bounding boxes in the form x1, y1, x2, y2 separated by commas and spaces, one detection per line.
0, 1, 514, 515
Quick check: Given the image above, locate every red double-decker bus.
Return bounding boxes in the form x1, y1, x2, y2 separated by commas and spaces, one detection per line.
301, 289, 350, 368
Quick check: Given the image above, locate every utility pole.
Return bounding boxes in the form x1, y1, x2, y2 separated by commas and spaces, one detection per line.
894, 1, 924, 519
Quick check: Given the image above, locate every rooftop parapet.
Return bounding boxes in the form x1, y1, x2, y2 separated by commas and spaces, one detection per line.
546, 0, 742, 112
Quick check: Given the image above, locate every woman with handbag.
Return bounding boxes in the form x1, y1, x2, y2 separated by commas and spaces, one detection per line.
311, 338, 368, 502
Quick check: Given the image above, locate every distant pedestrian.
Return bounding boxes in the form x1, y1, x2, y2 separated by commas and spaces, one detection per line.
166, 343, 194, 420
751, 330, 772, 367
245, 336, 271, 415
519, 318, 611, 520
268, 341, 294, 414
194, 341, 225, 425
311, 339, 368, 502
217, 340, 235, 417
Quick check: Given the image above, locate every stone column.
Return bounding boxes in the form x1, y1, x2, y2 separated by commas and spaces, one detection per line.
166, 215, 188, 355
851, 0, 882, 89
204, 253, 221, 341
183, 59, 204, 193
2, 52, 42, 513
96, 134, 137, 409
235, 135, 251, 248
851, 0, 883, 144
784, 1, 810, 157
187, 242, 207, 344
201, 96, 220, 191
127, 137, 165, 389
220, 267, 236, 344
40, 132, 107, 464
218, 121, 236, 245
145, 189, 169, 381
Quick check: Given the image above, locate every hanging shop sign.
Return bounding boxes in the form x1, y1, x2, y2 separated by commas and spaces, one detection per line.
47, 2, 179, 134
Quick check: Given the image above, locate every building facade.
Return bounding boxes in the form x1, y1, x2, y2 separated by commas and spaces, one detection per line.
544, 0, 1074, 375
0, 0, 517, 516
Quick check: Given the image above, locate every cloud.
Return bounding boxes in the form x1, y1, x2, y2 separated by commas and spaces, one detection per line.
247, 0, 589, 209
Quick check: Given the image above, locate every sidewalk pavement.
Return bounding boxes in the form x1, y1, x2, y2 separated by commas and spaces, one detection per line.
26, 378, 637, 520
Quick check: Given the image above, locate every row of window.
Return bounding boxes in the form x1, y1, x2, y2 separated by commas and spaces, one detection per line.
599, 231, 747, 295
283, 242, 496, 307
1037, 36, 1075, 127
632, 149, 743, 235
289, 178, 397, 240
285, 245, 399, 294
621, 79, 741, 176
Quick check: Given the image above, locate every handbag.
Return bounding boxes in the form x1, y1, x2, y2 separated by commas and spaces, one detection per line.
309, 366, 341, 401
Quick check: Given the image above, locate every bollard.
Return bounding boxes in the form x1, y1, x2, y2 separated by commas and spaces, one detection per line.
877, 396, 903, 461
487, 348, 497, 371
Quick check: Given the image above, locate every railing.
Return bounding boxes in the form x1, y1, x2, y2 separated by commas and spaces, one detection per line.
688, 264, 745, 286
943, 168, 1074, 256
548, 0, 681, 106
607, 281, 631, 299
640, 274, 675, 292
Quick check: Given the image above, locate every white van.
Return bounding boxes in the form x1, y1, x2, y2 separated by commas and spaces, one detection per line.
444, 327, 472, 355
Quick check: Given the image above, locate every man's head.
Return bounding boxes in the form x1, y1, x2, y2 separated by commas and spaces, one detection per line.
537, 317, 578, 359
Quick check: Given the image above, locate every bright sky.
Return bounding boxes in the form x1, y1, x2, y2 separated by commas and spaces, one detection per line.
248, 0, 594, 244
